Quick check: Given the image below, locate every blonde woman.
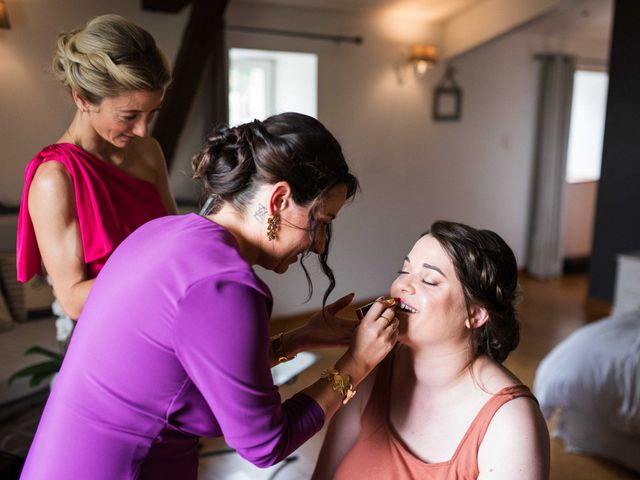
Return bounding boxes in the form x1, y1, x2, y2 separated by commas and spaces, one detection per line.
17, 15, 177, 335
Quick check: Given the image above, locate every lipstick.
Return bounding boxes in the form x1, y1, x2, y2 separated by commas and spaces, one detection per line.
356, 297, 400, 320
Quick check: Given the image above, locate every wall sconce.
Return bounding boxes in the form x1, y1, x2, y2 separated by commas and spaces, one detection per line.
408, 44, 437, 76
0, 0, 10, 29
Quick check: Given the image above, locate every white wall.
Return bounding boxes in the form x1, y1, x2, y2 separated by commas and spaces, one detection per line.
0, 1, 608, 316
214, 3, 545, 315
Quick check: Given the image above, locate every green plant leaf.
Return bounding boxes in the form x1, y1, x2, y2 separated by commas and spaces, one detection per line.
9, 359, 63, 386
29, 371, 56, 387
25, 345, 63, 360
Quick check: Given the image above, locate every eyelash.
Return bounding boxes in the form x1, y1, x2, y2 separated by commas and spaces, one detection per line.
396, 270, 437, 286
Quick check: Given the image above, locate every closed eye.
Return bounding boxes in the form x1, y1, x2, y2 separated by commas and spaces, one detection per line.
422, 280, 437, 286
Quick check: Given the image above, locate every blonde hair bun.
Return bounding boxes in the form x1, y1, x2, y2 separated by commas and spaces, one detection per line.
52, 14, 171, 104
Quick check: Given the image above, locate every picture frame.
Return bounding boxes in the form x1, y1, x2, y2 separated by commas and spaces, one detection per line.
433, 66, 463, 122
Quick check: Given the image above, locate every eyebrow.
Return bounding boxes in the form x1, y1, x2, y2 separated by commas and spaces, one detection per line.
404, 256, 447, 278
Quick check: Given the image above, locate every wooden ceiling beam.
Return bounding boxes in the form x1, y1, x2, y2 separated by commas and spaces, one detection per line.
142, 0, 191, 14
151, 0, 230, 169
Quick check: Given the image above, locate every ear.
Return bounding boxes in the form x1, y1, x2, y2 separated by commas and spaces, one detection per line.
71, 90, 92, 113
267, 181, 293, 215
468, 305, 489, 329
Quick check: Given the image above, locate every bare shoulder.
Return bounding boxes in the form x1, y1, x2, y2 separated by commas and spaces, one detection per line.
474, 356, 523, 392
28, 161, 77, 224
478, 388, 550, 479
30, 161, 73, 195
487, 393, 545, 432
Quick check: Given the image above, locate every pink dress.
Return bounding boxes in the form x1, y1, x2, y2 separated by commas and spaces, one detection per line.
16, 143, 167, 282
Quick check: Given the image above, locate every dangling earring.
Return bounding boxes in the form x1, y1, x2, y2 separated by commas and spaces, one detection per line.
267, 214, 280, 241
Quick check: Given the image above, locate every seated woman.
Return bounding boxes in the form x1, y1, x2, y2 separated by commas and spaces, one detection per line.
313, 221, 550, 480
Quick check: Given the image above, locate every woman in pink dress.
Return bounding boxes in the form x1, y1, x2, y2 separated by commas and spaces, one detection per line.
17, 14, 176, 329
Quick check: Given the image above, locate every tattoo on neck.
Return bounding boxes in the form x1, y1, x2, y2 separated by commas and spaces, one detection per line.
254, 204, 268, 222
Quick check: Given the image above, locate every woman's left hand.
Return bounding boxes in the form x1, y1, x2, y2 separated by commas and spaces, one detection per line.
287, 293, 357, 354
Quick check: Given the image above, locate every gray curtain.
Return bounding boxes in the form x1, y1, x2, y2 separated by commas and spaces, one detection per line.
527, 54, 576, 278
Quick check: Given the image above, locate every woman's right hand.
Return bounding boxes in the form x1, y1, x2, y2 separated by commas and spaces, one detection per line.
341, 298, 399, 380
300, 298, 398, 422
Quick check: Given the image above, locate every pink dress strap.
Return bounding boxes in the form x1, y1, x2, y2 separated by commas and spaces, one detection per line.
16, 143, 167, 281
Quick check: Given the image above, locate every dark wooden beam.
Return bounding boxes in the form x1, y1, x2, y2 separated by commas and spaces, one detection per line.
142, 0, 191, 14
151, 0, 230, 169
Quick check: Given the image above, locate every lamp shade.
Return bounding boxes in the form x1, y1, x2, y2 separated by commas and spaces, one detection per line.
409, 45, 437, 63
0, 0, 10, 29
409, 45, 437, 75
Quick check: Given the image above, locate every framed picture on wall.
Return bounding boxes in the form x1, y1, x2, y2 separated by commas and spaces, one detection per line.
433, 66, 463, 121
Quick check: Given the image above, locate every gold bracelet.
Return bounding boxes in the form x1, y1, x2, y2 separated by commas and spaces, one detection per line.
321, 367, 356, 405
271, 332, 296, 363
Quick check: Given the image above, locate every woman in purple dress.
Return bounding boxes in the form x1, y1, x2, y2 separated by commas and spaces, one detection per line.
20, 113, 399, 479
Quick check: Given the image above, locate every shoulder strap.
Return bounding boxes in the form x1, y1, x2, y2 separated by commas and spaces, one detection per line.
454, 384, 536, 462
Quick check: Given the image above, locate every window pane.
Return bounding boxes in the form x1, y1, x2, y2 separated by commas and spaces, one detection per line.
229, 58, 273, 126
229, 48, 318, 126
565, 70, 609, 183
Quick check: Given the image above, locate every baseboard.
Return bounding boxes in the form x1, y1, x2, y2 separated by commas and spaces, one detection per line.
563, 256, 590, 275
584, 297, 612, 321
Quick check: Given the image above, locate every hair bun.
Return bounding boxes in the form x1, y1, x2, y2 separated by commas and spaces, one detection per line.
51, 14, 171, 104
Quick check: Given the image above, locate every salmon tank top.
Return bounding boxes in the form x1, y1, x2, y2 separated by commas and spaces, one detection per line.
332, 353, 536, 480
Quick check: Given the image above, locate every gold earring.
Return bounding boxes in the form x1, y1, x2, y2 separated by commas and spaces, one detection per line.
267, 214, 280, 241
465, 319, 472, 329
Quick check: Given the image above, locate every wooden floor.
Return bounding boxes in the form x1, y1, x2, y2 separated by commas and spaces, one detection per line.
198, 274, 640, 480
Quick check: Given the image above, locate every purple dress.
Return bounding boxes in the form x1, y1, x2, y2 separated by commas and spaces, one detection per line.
20, 214, 324, 480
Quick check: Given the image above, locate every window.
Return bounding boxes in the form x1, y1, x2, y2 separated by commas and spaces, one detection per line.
228, 48, 318, 126
565, 70, 609, 183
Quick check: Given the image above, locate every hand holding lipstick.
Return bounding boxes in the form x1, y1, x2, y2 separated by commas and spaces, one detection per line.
356, 296, 400, 320
343, 296, 399, 374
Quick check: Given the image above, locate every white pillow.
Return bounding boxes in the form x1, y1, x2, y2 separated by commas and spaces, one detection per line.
534, 310, 640, 435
